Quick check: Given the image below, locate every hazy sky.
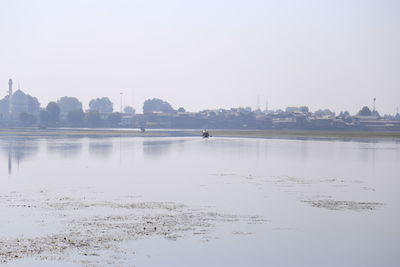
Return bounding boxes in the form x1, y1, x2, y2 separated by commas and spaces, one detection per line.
1, 0, 399, 114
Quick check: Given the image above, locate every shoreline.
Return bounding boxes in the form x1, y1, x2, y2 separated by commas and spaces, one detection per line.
1, 127, 400, 141
205, 129, 400, 141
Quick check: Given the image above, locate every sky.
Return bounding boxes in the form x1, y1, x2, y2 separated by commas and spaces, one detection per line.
0, 0, 399, 114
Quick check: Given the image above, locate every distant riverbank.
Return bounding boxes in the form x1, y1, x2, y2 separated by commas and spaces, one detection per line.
205, 129, 400, 141
0, 128, 179, 138
1, 127, 400, 141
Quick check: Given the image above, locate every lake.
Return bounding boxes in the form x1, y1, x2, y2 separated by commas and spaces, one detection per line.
1, 135, 399, 266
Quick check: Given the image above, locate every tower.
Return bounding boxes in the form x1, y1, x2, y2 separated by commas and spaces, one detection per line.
8, 79, 13, 115
120, 92, 123, 113
373, 97, 376, 113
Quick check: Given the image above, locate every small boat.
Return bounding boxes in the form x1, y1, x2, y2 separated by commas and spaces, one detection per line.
202, 130, 210, 138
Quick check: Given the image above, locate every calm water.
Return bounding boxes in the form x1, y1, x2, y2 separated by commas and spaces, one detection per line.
1, 136, 400, 266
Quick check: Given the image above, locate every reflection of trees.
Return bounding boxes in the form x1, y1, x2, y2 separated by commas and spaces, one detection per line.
89, 139, 113, 158
142, 139, 184, 157
46, 138, 83, 158
1, 138, 40, 175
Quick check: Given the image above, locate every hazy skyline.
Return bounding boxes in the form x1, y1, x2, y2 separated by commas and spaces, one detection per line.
1, 0, 399, 114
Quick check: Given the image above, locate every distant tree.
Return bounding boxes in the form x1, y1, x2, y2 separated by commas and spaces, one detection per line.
86, 110, 101, 126
177, 107, 186, 113
315, 109, 335, 117
39, 110, 50, 124
89, 97, 113, 113
67, 109, 85, 125
27, 95, 41, 115
57, 97, 82, 115
0, 96, 9, 114
339, 111, 350, 117
108, 112, 122, 127
19, 112, 37, 125
395, 113, 400, 121
299, 106, 309, 113
209, 111, 217, 117
285, 107, 297, 113
46, 102, 60, 124
371, 110, 381, 118
143, 98, 175, 114
383, 114, 395, 120
123, 106, 135, 114
358, 106, 372, 116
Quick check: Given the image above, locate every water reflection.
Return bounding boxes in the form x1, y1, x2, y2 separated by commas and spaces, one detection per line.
142, 139, 185, 157
357, 143, 378, 167
8, 140, 11, 175
0, 136, 399, 266
0, 138, 40, 175
88, 140, 113, 158
46, 138, 83, 158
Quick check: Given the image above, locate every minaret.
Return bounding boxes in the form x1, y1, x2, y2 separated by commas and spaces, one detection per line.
373, 97, 376, 113
8, 79, 13, 116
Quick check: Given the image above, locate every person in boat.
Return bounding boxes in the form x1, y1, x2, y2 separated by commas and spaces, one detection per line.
202, 130, 210, 138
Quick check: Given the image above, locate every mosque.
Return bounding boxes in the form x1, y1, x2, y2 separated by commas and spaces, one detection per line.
0, 78, 41, 121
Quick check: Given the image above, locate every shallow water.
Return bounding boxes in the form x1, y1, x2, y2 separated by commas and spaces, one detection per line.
0, 136, 399, 266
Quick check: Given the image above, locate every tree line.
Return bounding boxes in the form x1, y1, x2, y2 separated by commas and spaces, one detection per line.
17, 96, 132, 127
16, 97, 182, 127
